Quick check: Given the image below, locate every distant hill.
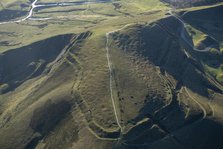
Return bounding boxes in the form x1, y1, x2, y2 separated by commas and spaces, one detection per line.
161, 0, 223, 8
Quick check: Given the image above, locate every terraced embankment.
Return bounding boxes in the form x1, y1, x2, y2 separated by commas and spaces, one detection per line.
0, 2, 223, 149
106, 17, 223, 148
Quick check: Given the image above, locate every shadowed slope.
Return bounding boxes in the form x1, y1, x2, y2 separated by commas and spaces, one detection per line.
0, 33, 75, 93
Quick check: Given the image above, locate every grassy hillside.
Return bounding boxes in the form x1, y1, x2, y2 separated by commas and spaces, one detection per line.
0, 0, 223, 149
0, 33, 75, 94
182, 5, 223, 84
108, 13, 223, 148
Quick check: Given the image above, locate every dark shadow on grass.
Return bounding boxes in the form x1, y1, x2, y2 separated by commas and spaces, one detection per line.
0, 9, 27, 22
182, 5, 223, 42
111, 17, 222, 97
0, 34, 74, 94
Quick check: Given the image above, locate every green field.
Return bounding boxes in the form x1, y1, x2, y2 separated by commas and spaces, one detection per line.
1, 0, 223, 149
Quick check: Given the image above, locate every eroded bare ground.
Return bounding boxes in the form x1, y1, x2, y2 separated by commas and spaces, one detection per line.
0, 1, 223, 149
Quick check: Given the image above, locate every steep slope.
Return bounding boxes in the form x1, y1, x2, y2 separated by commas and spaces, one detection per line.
182, 5, 223, 84
0, 1, 223, 149
107, 13, 223, 148
0, 31, 94, 149
0, 34, 75, 94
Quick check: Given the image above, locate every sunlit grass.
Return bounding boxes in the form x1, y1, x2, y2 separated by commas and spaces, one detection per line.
205, 64, 223, 83
186, 24, 206, 46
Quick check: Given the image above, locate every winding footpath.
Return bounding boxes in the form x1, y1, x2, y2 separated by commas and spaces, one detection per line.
106, 32, 123, 133
105, 24, 134, 134
0, 0, 39, 25
168, 9, 219, 119
184, 87, 207, 118
169, 10, 216, 52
